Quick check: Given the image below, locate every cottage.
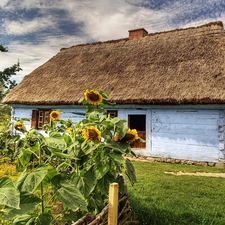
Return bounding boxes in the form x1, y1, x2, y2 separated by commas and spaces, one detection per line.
3, 21, 225, 162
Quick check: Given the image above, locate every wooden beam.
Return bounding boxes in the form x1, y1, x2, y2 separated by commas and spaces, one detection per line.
108, 183, 119, 225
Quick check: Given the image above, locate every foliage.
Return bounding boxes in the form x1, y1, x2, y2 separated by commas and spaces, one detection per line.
0, 118, 20, 162
0, 42, 22, 129
0, 89, 142, 224
0, 63, 21, 90
0, 105, 11, 122
127, 161, 225, 225
0, 44, 8, 52
0, 43, 22, 101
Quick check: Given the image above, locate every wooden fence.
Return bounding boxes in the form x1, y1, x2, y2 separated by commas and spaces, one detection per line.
72, 183, 139, 225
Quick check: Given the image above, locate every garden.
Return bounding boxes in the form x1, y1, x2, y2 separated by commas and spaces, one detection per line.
1, 89, 225, 225
0, 89, 142, 224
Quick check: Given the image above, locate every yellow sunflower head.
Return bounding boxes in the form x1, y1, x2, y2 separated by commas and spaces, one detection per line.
84, 89, 103, 105
121, 129, 139, 144
113, 133, 120, 142
50, 111, 60, 121
82, 126, 101, 141
66, 127, 73, 134
14, 121, 26, 131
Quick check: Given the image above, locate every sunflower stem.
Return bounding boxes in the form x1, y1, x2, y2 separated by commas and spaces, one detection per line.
38, 142, 44, 214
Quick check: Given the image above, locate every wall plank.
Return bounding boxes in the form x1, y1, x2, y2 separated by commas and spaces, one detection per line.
151, 109, 221, 162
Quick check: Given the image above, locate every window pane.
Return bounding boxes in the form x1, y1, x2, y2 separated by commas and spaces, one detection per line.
44, 111, 49, 124
107, 110, 118, 117
38, 111, 44, 128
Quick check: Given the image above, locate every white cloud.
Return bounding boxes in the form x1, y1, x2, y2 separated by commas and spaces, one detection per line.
61, 0, 146, 40
0, 0, 8, 7
3, 18, 56, 36
2, 0, 61, 10
0, 34, 89, 84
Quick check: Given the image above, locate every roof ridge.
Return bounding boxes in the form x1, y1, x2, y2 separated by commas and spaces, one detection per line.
60, 21, 224, 52
148, 21, 224, 37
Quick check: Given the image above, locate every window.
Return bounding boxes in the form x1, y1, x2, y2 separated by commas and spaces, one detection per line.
128, 114, 146, 148
107, 110, 118, 117
31, 109, 51, 129
128, 114, 146, 131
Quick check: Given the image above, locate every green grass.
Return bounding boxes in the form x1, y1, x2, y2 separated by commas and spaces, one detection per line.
127, 161, 225, 225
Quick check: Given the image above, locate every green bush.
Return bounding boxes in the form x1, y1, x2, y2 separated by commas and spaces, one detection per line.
0, 89, 143, 225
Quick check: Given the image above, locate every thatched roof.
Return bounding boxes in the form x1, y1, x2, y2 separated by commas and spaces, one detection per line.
3, 21, 225, 105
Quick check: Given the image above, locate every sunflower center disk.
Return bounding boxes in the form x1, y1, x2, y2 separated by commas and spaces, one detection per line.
88, 93, 100, 101
122, 134, 135, 142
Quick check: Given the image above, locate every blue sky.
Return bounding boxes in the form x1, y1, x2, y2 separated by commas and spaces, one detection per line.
1, 0, 225, 83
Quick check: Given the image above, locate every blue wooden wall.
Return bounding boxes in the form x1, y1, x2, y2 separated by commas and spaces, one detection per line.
11, 105, 225, 162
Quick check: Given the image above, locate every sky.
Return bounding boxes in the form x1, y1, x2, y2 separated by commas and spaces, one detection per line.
1, 0, 225, 84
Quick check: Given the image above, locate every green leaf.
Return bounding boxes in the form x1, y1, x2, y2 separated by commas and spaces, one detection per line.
67, 141, 80, 156
51, 150, 74, 159
0, 177, 20, 209
125, 158, 137, 185
110, 117, 120, 124
46, 136, 67, 149
12, 214, 35, 225
73, 172, 95, 197
99, 90, 108, 98
63, 133, 72, 145
42, 168, 58, 186
97, 172, 115, 195
3, 192, 42, 219
115, 174, 127, 194
36, 213, 52, 225
114, 121, 127, 139
17, 149, 33, 169
81, 140, 97, 155
56, 181, 87, 212
95, 163, 110, 180
16, 165, 48, 192
101, 120, 114, 128
88, 193, 105, 212
49, 131, 62, 138
105, 142, 127, 153
109, 152, 125, 164
51, 174, 66, 192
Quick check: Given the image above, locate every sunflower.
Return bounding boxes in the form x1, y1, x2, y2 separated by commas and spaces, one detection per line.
14, 121, 26, 131
113, 133, 120, 142
50, 111, 60, 121
82, 126, 101, 141
121, 129, 139, 144
66, 127, 73, 134
84, 89, 103, 105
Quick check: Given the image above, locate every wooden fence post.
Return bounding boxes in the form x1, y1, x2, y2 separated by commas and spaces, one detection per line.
108, 183, 119, 225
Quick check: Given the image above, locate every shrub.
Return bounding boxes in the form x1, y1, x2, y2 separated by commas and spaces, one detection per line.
0, 89, 143, 224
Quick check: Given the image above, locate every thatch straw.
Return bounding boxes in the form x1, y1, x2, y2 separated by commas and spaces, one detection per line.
3, 21, 225, 105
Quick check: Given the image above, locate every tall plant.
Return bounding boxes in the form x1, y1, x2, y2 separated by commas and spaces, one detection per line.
0, 89, 143, 224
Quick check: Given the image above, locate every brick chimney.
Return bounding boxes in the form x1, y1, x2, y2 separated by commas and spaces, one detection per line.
128, 28, 148, 40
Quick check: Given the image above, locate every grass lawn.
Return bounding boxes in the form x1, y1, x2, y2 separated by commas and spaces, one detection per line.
127, 160, 225, 225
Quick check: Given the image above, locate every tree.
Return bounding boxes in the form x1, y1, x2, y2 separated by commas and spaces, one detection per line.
0, 44, 22, 92
0, 43, 22, 119
0, 44, 8, 52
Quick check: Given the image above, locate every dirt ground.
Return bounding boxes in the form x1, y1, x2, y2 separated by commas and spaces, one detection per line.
164, 171, 225, 178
